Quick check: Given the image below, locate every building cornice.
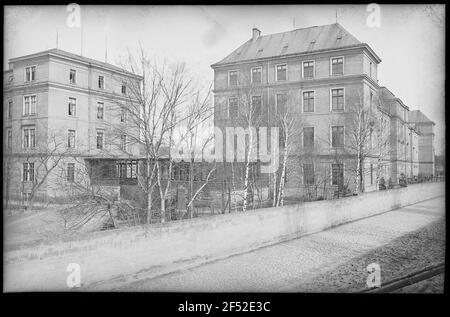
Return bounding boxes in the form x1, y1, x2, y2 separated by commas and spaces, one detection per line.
4, 80, 140, 103
213, 73, 380, 94
8, 50, 142, 80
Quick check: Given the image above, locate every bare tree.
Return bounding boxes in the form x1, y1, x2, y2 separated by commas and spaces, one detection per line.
273, 93, 303, 207
19, 128, 71, 211
108, 46, 193, 224
173, 84, 216, 218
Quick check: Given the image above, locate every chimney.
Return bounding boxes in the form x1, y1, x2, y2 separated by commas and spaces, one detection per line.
252, 28, 261, 42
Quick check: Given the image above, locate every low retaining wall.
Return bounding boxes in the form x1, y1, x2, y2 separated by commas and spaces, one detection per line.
4, 182, 445, 291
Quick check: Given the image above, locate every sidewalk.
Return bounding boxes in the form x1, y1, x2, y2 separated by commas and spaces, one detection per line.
117, 196, 445, 292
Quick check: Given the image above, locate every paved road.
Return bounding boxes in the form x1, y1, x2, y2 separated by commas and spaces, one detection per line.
117, 196, 445, 292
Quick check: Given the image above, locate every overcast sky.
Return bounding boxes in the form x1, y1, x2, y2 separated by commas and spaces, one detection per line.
4, 5, 445, 155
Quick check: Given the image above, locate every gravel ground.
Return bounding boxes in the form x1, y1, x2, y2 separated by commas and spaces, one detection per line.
292, 220, 445, 293
119, 197, 444, 292
393, 273, 445, 293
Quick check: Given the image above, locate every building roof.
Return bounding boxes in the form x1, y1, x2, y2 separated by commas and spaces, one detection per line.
409, 110, 435, 125
8, 48, 142, 79
212, 23, 381, 67
379, 86, 409, 111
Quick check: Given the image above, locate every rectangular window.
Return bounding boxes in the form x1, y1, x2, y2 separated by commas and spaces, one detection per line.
303, 127, 314, 148
302, 91, 314, 112
331, 57, 344, 76
302, 61, 314, 79
331, 126, 344, 148
228, 97, 238, 118
69, 69, 76, 84
8, 100, 12, 119
121, 134, 127, 151
251, 67, 262, 84
331, 163, 344, 186
96, 130, 104, 149
120, 108, 127, 122
228, 70, 238, 86
25, 66, 36, 82
98, 75, 104, 89
22, 126, 36, 148
121, 85, 126, 94
276, 94, 287, 117
331, 88, 344, 111
23, 162, 34, 182
22, 192, 32, 202
126, 161, 137, 179
303, 163, 314, 185
67, 163, 75, 182
251, 95, 262, 117
68, 130, 76, 148
68, 98, 77, 116
276, 64, 287, 81
97, 102, 104, 119
7, 129, 12, 148
370, 163, 373, 185
23, 95, 37, 116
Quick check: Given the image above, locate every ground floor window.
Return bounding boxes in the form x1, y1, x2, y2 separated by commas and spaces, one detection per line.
67, 163, 75, 182
331, 163, 344, 186
23, 162, 34, 182
303, 163, 314, 185
116, 160, 137, 179
22, 192, 32, 202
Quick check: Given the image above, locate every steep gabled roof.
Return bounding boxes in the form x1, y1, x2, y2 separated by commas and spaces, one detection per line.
409, 110, 435, 125
212, 23, 380, 67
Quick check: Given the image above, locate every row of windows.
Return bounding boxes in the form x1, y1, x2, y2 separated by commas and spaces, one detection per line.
5, 126, 128, 151
227, 57, 345, 86
6, 97, 128, 122
22, 162, 75, 183
25, 66, 127, 94
301, 163, 344, 186
300, 126, 345, 149
225, 88, 345, 118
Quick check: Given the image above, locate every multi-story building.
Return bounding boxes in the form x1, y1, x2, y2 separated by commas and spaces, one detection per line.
211, 23, 383, 197
3, 49, 142, 204
408, 110, 435, 177
379, 86, 412, 183
211, 23, 436, 197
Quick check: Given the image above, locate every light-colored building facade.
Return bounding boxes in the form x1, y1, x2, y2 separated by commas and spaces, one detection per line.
409, 110, 435, 177
212, 23, 384, 197
211, 23, 435, 197
3, 49, 142, 204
